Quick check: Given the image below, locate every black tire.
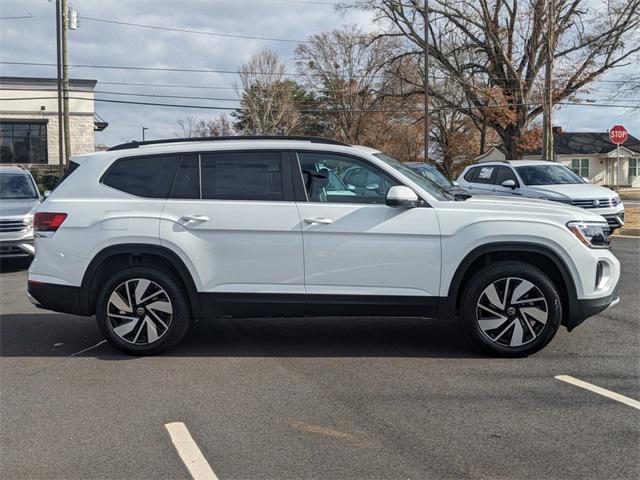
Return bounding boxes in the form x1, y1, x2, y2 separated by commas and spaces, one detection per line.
96, 265, 191, 355
460, 261, 561, 357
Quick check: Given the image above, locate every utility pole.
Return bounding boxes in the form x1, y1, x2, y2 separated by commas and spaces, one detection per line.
142, 127, 148, 141
55, 0, 64, 174
542, 0, 555, 161
423, 0, 430, 162
61, 0, 71, 167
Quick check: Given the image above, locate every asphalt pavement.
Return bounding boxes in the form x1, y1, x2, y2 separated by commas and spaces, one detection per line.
1, 237, 639, 480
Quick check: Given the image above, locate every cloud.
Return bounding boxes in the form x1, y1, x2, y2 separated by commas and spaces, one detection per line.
1, 0, 637, 146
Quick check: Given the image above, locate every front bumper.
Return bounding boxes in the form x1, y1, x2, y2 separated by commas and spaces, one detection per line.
601, 212, 624, 230
0, 239, 35, 258
567, 282, 619, 331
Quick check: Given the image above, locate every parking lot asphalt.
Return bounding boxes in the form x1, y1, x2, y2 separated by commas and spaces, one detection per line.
1, 237, 639, 480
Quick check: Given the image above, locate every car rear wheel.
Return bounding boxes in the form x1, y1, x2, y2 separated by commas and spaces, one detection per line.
96, 266, 190, 355
461, 261, 561, 357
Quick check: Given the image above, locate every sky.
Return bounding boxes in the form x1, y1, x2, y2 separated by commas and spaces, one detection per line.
0, 0, 638, 147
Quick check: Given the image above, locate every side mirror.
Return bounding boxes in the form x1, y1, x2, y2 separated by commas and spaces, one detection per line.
501, 179, 516, 189
43, 190, 52, 198
347, 184, 356, 191
452, 180, 460, 187
582, 177, 590, 183
386, 185, 420, 208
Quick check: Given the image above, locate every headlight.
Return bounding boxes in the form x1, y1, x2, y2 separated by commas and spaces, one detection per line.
567, 221, 610, 248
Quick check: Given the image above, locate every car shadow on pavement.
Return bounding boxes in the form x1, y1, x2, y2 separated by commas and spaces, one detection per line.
0, 313, 483, 359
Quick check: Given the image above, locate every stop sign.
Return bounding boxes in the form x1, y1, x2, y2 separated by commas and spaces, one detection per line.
609, 125, 628, 145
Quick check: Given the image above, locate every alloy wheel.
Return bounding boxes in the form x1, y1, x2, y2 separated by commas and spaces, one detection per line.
475, 277, 548, 347
106, 278, 173, 345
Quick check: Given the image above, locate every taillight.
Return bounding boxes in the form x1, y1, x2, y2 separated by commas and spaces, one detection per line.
34, 212, 67, 235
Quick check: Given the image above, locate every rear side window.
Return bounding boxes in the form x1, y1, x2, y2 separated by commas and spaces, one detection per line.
170, 155, 200, 199
201, 151, 283, 201
102, 155, 179, 198
464, 168, 477, 182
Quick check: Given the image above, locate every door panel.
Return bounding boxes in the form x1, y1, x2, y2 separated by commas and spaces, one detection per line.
294, 151, 441, 303
160, 151, 304, 297
297, 203, 441, 297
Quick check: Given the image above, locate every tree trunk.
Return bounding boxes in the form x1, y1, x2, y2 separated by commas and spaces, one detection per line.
503, 125, 522, 160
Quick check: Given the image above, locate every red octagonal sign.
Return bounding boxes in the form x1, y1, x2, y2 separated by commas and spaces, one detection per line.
609, 124, 628, 145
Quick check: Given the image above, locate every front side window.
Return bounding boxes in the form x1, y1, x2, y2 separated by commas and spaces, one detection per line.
102, 155, 180, 198
629, 158, 639, 177
493, 166, 518, 185
515, 164, 585, 185
298, 152, 397, 204
201, 151, 283, 201
0, 173, 39, 199
475, 166, 495, 184
570, 158, 589, 178
0, 121, 48, 164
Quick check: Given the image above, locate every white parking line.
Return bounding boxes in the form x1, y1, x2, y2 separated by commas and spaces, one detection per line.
165, 422, 219, 480
555, 375, 640, 411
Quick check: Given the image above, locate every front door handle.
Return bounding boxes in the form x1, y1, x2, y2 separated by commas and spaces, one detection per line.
178, 214, 210, 225
304, 217, 333, 225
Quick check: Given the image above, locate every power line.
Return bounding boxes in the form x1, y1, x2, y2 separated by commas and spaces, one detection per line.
3, 95, 638, 112
0, 13, 33, 20
78, 15, 307, 44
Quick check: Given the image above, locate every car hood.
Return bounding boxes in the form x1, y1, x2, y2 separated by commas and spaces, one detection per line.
460, 195, 604, 222
0, 199, 40, 218
523, 183, 617, 200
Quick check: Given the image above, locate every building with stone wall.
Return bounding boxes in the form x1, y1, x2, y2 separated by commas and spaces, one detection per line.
0, 76, 106, 166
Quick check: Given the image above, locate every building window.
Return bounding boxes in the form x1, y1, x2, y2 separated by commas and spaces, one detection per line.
630, 158, 639, 178
0, 121, 48, 164
570, 158, 589, 178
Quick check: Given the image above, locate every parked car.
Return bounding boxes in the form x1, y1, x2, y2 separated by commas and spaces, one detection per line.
457, 160, 625, 230
28, 136, 619, 357
404, 162, 471, 196
0, 166, 40, 259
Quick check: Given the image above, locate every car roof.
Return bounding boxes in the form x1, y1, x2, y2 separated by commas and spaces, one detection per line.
0, 165, 30, 174
473, 160, 560, 167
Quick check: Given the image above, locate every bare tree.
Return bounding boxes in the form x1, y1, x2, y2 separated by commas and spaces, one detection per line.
295, 27, 398, 144
351, 0, 640, 158
176, 113, 236, 137
234, 49, 301, 134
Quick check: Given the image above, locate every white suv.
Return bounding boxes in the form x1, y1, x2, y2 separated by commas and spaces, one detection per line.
27, 137, 620, 357
457, 160, 625, 230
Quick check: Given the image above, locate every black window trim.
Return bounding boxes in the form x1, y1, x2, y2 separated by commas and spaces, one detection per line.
102, 149, 294, 202
290, 149, 428, 206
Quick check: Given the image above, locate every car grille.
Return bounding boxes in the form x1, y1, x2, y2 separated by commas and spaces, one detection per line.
0, 219, 26, 232
571, 198, 618, 209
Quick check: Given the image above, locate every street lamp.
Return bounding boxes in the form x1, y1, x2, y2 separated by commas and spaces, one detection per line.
142, 127, 148, 141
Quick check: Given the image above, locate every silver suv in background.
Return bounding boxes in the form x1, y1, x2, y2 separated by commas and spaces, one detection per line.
0, 166, 41, 259
457, 160, 625, 230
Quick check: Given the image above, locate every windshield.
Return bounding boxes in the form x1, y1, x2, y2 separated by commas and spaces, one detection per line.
415, 166, 453, 188
374, 153, 454, 201
0, 173, 38, 200
515, 165, 585, 185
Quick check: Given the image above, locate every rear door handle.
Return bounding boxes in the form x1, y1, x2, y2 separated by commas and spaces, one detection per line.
178, 214, 210, 225
304, 217, 333, 225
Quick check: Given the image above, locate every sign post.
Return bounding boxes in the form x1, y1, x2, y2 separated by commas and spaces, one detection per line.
609, 125, 628, 191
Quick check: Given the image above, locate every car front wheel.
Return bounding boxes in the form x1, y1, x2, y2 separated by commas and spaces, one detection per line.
461, 261, 562, 357
96, 266, 190, 355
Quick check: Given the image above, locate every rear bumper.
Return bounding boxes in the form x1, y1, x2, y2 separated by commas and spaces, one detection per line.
27, 280, 87, 316
567, 283, 619, 331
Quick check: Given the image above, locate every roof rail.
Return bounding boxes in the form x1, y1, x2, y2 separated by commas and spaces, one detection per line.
108, 135, 351, 151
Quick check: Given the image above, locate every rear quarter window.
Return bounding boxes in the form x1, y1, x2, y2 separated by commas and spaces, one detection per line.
102, 155, 180, 198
